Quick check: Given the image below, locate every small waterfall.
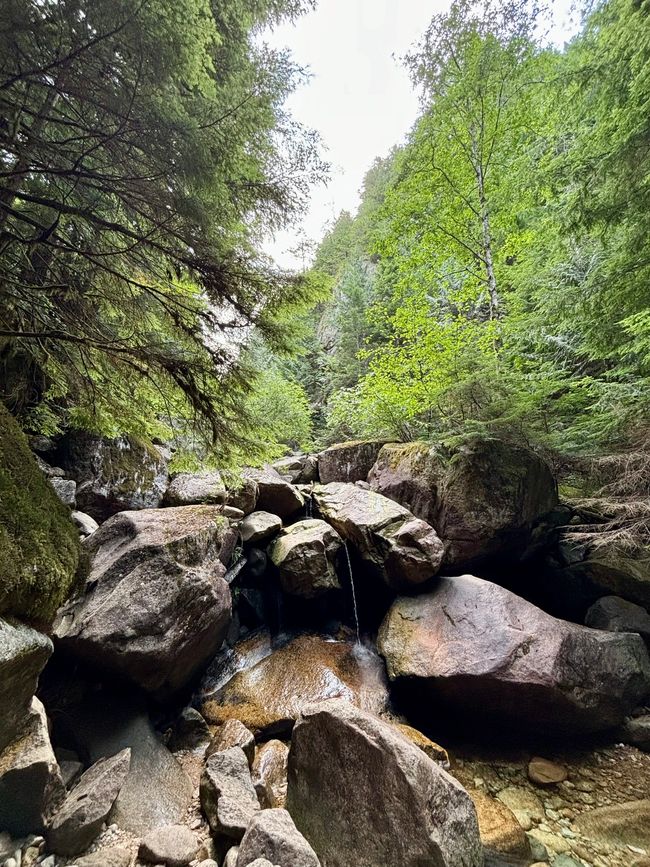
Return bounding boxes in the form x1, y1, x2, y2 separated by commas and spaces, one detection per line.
305, 493, 313, 518
343, 541, 361, 645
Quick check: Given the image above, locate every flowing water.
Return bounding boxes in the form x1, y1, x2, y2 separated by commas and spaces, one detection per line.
343, 541, 361, 645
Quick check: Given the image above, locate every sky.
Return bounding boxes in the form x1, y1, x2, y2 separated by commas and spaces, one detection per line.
263, 0, 578, 269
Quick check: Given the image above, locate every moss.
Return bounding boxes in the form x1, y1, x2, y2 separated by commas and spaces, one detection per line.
0, 404, 80, 626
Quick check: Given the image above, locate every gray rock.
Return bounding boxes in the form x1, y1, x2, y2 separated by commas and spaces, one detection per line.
268, 519, 342, 599
236, 808, 320, 867
286, 699, 483, 867
226, 477, 259, 515
318, 440, 388, 484
50, 477, 76, 507
223, 847, 239, 867
240, 511, 282, 544
54, 506, 233, 696
244, 468, 304, 519
245, 861, 277, 867
0, 618, 52, 750
313, 482, 444, 590
47, 748, 131, 856
168, 708, 211, 754
620, 714, 650, 751
35, 454, 65, 477
200, 746, 260, 841
139, 824, 198, 866
58, 431, 169, 521
206, 719, 255, 767
379, 575, 650, 735
585, 595, 650, 645
0, 698, 65, 835
74, 845, 133, 867
164, 471, 226, 506
556, 537, 650, 609
59, 758, 84, 788
71, 511, 99, 536
252, 740, 288, 809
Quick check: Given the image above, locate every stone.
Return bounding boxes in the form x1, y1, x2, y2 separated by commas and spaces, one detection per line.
59, 758, 84, 788
469, 789, 531, 859
551, 857, 583, 867
526, 828, 570, 854
393, 723, 449, 765
252, 740, 289, 809
168, 708, 211, 754
271, 455, 318, 484
496, 787, 545, 829
368, 439, 557, 568
236, 808, 320, 867
286, 699, 483, 867
585, 595, 650, 645
196, 630, 273, 709
47, 748, 131, 856
223, 848, 239, 867
0, 618, 52, 750
318, 440, 388, 484
200, 634, 389, 738
0, 698, 65, 835
54, 506, 233, 695
164, 470, 226, 506
313, 482, 444, 590
206, 719, 255, 767
0, 404, 80, 623
74, 845, 133, 867
139, 825, 198, 866
620, 714, 650, 751
573, 799, 650, 849
56, 430, 169, 521
244, 467, 304, 519
240, 511, 282, 544
268, 519, 342, 598
557, 537, 650, 609
378, 575, 650, 735
71, 510, 99, 536
50, 477, 76, 507
246, 861, 276, 867
226, 476, 259, 515
528, 757, 568, 786
200, 746, 260, 841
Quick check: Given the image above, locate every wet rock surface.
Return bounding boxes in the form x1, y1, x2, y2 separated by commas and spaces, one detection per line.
379, 575, 650, 735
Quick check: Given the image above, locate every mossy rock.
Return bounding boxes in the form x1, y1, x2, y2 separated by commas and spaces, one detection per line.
0, 405, 80, 625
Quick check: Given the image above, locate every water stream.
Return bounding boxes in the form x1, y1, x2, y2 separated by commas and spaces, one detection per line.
343, 541, 361, 645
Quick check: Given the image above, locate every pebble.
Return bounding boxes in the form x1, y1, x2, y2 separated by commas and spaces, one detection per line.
528, 757, 568, 786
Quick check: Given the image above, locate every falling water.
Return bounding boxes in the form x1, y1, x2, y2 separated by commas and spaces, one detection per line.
343, 541, 361, 645
305, 492, 313, 518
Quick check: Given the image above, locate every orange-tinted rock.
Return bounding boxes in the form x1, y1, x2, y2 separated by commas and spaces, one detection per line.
393, 723, 448, 765
252, 740, 288, 808
469, 788, 531, 859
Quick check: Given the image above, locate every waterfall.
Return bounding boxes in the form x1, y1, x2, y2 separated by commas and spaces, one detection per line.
343, 541, 361, 645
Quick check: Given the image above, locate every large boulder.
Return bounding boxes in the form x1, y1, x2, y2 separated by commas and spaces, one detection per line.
54, 506, 233, 696
269, 519, 342, 599
240, 511, 282, 545
286, 699, 483, 867
0, 618, 52, 750
556, 538, 650, 609
318, 440, 388, 484
47, 748, 131, 855
313, 482, 444, 590
0, 405, 79, 623
164, 470, 226, 506
0, 697, 65, 835
236, 808, 320, 867
196, 629, 273, 710
585, 595, 650, 646
271, 454, 318, 484
199, 634, 389, 738
56, 431, 168, 521
379, 575, 650, 735
226, 475, 259, 515
368, 440, 557, 568
244, 467, 304, 518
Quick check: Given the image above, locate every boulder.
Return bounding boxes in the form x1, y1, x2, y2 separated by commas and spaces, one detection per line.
54, 506, 233, 695
286, 699, 483, 867
378, 575, 650, 735
168, 708, 212, 754
74, 846, 133, 867
555, 537, 650, 609
368, 439, 557, 568
50, 477, 76, 507
207, 719, 255, 767
200, 634, 389, 737
196, 629, 273, 708
0, 618, 52, 750
0, 404, 79, 623
56, 430, 168, 521
318, 440, 388, 484
200, 746, 260, 841
620, 714, 650, 751
164, 470, 227, 506
244, 467, 304, 519
236, 808, 320, 867
573, 799, 650, 849
269, 519, 342, 598
313, 482, 443, 590
226, 476, 259, 515
585, 595, 650, 645
393, 723, 449, 765
47, 748, 131, 856
139, 824, 199, 866
252, 740, 289, 809
240, 511, 282, 544
71, 511, 99, 536
271, 455, 318, 484
0, 697, 65, 835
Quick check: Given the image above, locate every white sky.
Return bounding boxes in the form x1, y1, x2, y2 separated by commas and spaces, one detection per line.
263, 0, 578, 269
